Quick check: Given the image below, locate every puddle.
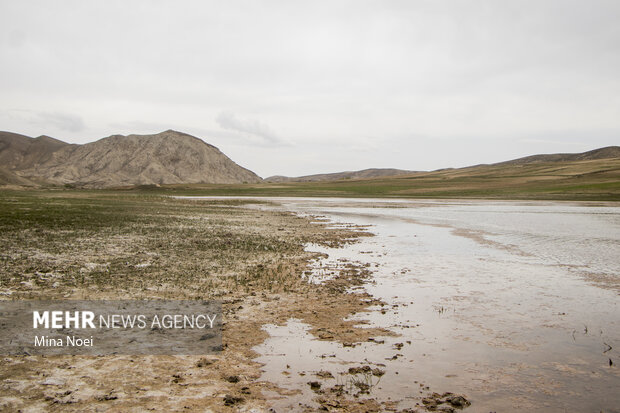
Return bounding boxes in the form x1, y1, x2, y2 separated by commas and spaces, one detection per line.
254, 319, 398, 411
301, 242, 371, 284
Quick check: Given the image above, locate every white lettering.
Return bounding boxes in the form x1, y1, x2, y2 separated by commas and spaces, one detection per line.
33, 311, 49, 328
51, 311, 63, 328
82, 311, 95, 328
206, 314, 217, 328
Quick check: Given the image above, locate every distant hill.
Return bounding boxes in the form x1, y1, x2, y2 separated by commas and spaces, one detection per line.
266, 147, 620, 183
266, 168, 416, 182
2, 130, 618, 196
0, 130, 262, 188
494, 146, 620, 165
0, 131, 72, 171
170, 146, 620, 201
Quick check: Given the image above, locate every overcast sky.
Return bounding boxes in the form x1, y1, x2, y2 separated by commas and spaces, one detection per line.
1, 0, 619, 177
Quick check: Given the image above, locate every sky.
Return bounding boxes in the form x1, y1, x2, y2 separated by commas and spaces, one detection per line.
1, 0, 619, 178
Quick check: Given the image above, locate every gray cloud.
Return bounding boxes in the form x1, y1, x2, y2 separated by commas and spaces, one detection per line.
4, 109, 85, 133
37, 112, 85, 132
215, 111, 284, 146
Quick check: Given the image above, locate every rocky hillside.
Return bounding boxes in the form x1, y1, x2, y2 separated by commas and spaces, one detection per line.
0, 131, 73, 170
0, 130, 262, 187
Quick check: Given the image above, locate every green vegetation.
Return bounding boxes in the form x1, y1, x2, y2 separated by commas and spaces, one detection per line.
0, 191, 358, 299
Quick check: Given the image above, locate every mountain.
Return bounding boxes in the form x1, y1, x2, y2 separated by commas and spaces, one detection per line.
266, 168, 416, 182
0, 131, 74, 186
2, 130, 617, 191
0, 131, 72, 170
0, 130, 262, 187
0, 167, 34, 186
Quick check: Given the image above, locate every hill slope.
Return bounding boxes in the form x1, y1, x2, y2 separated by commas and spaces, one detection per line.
0, 130, 262, 187
162, 146, 620, 201
266, 168, 416, 182
495, 146, 620, 165
266, 147, 620, 184
0, 131, 72, 171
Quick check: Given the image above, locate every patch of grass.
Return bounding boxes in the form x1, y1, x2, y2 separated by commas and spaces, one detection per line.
0, 191, 359, 299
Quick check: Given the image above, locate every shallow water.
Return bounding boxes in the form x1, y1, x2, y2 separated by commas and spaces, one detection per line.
183, 197, 620, 411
